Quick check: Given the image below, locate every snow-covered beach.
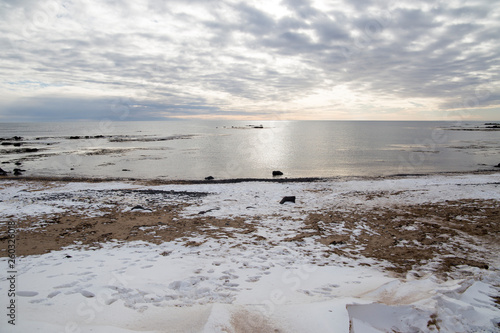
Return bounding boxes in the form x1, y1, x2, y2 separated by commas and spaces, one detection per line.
1, 172, 499, 332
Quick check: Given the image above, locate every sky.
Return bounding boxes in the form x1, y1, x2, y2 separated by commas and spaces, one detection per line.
0, 0, 499, 122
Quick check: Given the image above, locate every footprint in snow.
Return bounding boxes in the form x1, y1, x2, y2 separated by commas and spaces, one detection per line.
81, 290, 95, 298
17, 291, 39, 297
29, 299, 45, 304
54, 281, 78, 289
105, 298, 118, 305
246, 276, 261, 283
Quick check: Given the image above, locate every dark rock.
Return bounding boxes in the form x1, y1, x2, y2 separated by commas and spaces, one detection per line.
12, 136, 22, 141
205, 176, 215, 180
13, 169, 23, 176
198, 207, 220, 214
15, 162, 22, 166
272, 171, 284, 176
70, 168, 74, 170
122, 169, 131, 172
1, 142, 13, 146
24, 148, 38, 153
13, 143, 22, 147
94, 135, 105, 138
495, 163, 500, 168
131, 205, 152, 211
0, 168, 7, 176
280, 196, 296, 204
69, 136, 80, 139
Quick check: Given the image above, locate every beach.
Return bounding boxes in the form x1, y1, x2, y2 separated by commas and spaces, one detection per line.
1, 172, 499, 332
3, 0, 500, 330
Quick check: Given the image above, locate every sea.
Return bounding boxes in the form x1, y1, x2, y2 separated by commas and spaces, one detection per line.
0, 120, 499, 180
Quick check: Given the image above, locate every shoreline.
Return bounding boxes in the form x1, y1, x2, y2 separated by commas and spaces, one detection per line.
1, 168, 499, 185
1, 171, 499, 264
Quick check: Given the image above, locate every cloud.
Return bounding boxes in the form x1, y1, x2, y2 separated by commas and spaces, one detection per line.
0, 0, 499, 121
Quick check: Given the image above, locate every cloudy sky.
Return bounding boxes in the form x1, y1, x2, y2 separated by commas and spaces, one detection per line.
1, 0, 499, 121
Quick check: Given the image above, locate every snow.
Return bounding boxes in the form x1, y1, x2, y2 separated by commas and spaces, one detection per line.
1, 173, 500, 332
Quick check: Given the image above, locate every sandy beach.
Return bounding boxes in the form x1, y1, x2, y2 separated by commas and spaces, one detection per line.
1, 172, 499, 332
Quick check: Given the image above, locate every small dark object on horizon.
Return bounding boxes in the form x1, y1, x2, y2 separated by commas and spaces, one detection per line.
272, 171, 283, 176
495, 163, 500, 168
205, 176, 215, 180
69, 136, 80, 139
122, 169, 131, 172
280, 196, 296, 204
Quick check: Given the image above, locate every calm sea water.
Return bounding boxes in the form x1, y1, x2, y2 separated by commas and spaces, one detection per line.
1, 121, 499, 180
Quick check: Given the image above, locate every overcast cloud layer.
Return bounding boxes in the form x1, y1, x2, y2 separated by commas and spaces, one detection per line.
1, 0, 499, 121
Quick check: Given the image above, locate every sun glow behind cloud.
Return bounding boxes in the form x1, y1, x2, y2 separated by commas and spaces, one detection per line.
0, 0, 499, 121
